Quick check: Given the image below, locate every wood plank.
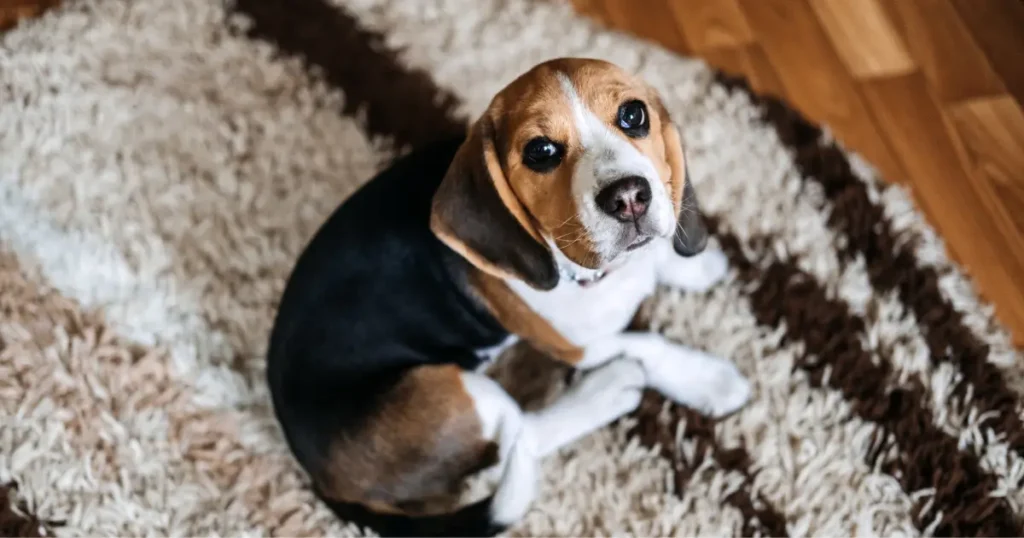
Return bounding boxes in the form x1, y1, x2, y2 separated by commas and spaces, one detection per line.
699, 46, 747, 80
599, 0, 688, 54
945, 96, 1024, 238
950, 0, 1024, 106
861, 74, 1024, 344
0, 0, 59, 30
882, 0, 1004, 103
739, 44, 786, 99
808, 0, 915, 79
0, 0, 48, 6
572, 0, 611, 26
0, 4, 41, 29
570, 0, 603, 20
666, 0, 754, 52
735, 0, 907, 184
702, 44, 786, 99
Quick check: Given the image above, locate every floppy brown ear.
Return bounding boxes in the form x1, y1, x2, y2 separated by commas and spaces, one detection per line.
661, 112, 709, 257
430, 117, 559, 290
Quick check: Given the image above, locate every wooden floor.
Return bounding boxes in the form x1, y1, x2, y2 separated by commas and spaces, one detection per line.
573, 0, 1024, 346
0, 0, 54, 29
2, 0, 1023, 345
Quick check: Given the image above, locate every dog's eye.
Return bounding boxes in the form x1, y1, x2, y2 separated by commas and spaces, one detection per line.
522, 137, 564, 173
617, 100, 649, 138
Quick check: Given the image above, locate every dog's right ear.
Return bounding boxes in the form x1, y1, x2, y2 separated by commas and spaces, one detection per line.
652, 96, 708, 258
430, 115, 559, 291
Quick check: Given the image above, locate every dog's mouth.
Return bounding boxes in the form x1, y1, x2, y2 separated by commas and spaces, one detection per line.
612, 217, 662, 254
560, 237, 651, 287
552, 226, 658, 288
626, 236, 653, 251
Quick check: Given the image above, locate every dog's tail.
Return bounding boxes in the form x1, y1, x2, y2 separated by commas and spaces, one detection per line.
318, 495, 505, 538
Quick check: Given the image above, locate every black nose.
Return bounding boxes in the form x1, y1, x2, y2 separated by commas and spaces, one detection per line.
595, 176, 652, 222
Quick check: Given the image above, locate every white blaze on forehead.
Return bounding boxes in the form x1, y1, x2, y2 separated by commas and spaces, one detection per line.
555, 72, 657, 181
554, 72, 676, 257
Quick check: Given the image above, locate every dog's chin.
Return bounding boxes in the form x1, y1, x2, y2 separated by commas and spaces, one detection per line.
555, 233, 659, 287
551, 223, 664, 280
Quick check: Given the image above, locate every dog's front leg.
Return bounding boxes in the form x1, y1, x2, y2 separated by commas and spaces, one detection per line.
654, 240, 731, 293
577, 333, 750, 418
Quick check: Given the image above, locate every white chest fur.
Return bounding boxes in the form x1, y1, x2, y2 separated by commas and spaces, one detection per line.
505, 244, 664, 347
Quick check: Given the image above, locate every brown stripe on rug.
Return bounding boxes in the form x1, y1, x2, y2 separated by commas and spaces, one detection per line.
228, 0, 465, 148
629, 393, 788, 538
713, 73, 1024, 531
227, 0, 784, 534
716, 73, 1024, 457
0, 482, 45, 538
704, 218, 1022, 536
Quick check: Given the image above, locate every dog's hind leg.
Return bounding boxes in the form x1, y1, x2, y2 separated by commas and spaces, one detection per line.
459, 372, 540, 528
523, 358, 645, 457
308, 364, 538, 536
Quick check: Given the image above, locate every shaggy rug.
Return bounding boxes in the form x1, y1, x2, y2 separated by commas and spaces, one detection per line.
1, 0, 1022, 536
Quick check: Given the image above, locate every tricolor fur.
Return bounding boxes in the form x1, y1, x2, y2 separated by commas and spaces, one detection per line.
267, 58, 750, 537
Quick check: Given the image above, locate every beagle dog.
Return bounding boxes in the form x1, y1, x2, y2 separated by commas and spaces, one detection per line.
266, 58, 750, 537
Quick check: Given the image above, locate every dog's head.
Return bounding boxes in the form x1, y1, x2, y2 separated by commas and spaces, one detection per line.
431, 58, 707, 290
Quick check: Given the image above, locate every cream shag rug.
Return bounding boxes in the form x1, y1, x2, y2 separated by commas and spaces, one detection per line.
1, 0, 1023, 536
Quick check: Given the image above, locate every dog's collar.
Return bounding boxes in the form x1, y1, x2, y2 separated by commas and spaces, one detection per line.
560, 266, 609, 287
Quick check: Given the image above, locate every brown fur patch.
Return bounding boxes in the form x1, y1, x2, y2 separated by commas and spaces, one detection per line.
318, 364, 498, 516
487, 62, 600, 266
468, 268, 585, 364
484, 342, 576, 412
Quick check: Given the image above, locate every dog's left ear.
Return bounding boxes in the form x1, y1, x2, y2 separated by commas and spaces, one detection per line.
655, 98, 708, 257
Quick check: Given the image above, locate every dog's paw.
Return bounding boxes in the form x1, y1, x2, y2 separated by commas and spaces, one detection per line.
658, 248, 730, 292
697, 358, 751, 418
569, 359, 645, 415
648, 348, 750, 418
